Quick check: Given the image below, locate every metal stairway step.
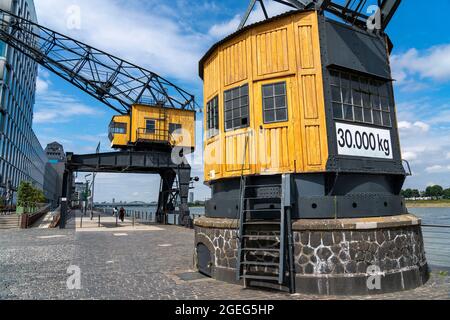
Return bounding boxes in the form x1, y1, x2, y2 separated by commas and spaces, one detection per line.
241, 261, 279, 267
237, 174, 295, 292
242, 235, 279, 240
243, 221, 281, 225
242, 248, 280, 252
242, 274, 280, 281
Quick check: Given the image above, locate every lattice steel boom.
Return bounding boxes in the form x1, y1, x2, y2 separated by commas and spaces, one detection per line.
0, 9, 196, 115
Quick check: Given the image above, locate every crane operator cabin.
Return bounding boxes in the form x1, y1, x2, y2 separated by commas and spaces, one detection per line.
201, 1, 405, 220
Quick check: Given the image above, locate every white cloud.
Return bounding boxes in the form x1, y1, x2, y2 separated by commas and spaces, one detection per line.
392, 44, 450, 83
34, 91, 99, 124
413, 121, 430, 132
208, 14, 241, 38
402, 151, 418, 161
425, 165, 450, 173
36, 77, 50, 94
398, 121, 412, 130
36, 68, 52, 94
208, 1, 293, 39
398, 120, 430, 132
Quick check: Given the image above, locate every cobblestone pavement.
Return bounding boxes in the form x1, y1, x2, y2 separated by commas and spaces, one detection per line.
0, 215, 449, 300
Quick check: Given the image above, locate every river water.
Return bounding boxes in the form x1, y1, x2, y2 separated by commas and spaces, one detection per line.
112, 205, 450, 270
409, 207, 450, 271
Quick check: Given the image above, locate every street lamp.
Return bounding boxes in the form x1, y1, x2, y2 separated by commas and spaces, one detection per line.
84, 174, 92, 217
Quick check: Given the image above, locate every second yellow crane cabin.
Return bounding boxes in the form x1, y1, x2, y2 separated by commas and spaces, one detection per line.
108, 104, 196, 152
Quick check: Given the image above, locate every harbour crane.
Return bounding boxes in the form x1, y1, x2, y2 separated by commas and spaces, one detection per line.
0, 8, 198, 225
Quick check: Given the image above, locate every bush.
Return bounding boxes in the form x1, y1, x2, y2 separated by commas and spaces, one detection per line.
17, 181, 47, 213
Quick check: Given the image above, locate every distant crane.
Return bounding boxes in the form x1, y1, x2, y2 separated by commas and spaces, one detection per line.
0, 8, 198, 226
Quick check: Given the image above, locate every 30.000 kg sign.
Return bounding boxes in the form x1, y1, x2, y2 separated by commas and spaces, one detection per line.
335, 123, 393, 159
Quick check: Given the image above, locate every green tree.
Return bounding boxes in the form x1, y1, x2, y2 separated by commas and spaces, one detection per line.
17, 181, 47, 212
412, 189, 421, 198
443, 188, 450, 200
425, 185, 444, 199
17, 181, 35, 208
401, 189, 413, 198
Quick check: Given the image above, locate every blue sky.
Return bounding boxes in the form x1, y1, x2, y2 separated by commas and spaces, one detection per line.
31, 0, 450, 202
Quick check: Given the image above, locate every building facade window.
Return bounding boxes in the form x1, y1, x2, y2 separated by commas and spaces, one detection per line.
206, 95, 219, 138
224, 84, 249, 131
262, 82, 288, 123
145, 119, 156, 134
330, 70, 392, 127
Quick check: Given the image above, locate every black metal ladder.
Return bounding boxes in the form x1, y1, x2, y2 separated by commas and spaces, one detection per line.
236, 174, 296, 293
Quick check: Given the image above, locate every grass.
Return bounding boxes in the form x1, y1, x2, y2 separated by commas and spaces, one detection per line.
406, 199, 450, 208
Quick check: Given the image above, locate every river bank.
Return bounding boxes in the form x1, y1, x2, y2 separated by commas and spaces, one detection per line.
407, 200, 450, 208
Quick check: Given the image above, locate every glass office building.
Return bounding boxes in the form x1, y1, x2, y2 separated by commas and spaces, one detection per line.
0, 0, 59, 204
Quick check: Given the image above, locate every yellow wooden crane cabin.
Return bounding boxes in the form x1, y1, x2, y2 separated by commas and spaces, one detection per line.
199, 4, 406, 220
109, 104, 196, 152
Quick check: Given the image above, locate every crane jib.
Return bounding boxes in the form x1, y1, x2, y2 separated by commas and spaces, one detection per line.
0, 8, 197, 114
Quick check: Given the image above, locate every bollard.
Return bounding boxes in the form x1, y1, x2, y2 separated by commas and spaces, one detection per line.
98, 215, 101, 227
132, 211, 135, 227
80, 215, 83, 229
116, 213, 118, 227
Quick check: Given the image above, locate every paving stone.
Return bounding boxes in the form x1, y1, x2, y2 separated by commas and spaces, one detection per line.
0, 214, 449, 300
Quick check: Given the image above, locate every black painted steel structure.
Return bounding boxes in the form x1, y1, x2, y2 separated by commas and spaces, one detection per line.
59, 151, 192, 228
239, 0, 401, 32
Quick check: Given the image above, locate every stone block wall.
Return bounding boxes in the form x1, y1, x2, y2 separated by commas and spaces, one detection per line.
194, 215, 429, 295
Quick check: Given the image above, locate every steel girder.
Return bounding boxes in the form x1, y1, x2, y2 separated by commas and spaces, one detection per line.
58, 150, 192, 228
238, 0, 401, 32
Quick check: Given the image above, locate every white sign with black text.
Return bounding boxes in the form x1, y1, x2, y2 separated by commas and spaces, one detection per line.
336, 122, 393, 159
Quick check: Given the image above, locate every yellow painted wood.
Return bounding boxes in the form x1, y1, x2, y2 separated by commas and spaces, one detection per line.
253, 77, 296, 174
110, 115, 130, 148
202, 11, 328, 183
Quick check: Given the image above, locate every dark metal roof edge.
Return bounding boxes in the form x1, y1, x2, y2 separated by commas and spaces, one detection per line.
199, 9, 315, 79
327, 64, 394, 82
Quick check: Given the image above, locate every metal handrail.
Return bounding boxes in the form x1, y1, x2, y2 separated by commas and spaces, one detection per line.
136, 128, 174, 145
422, 224, 450, 229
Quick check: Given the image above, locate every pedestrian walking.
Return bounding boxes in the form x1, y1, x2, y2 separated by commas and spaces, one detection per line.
119, 207, 125, 222
113, 207, 118, 217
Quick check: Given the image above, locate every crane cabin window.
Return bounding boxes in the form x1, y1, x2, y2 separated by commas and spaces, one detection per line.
169, 123, 182, 134
330, 70, 392, 127
224, 84, 249, 131
110, 123, 127, 134
145, 119, 156, 134
262, 82, 288, 123
206, 96, 219, 138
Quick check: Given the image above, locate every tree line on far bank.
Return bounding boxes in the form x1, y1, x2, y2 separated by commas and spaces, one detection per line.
401, 185, 450, 200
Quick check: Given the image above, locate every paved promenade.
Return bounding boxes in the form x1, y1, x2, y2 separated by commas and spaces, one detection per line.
0, 211, 449, 300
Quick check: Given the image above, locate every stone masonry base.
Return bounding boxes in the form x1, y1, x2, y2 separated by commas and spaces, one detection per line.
194, 214, 429, 295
